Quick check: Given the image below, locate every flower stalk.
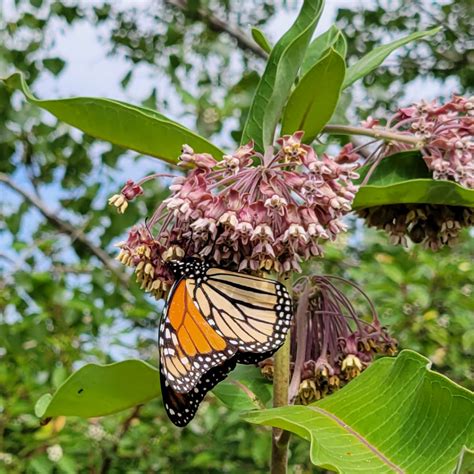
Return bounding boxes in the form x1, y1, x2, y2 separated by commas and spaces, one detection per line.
323, 124, 422, 146
271, 330, 291, 474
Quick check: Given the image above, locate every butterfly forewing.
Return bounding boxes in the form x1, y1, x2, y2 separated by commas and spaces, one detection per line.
193, 268, 293, 353
159, 278, 234, 394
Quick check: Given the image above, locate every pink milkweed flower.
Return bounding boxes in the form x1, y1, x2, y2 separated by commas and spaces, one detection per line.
277, 131, 317, 167
221, 141, 256, 174
372, 95, 474, 189
361, 116, 379, 129
356, 95, 473, 249
111, 131, 359, 298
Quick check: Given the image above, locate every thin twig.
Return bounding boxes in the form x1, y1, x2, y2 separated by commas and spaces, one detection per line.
0, 172, 129, 287
164, 0, 268, 59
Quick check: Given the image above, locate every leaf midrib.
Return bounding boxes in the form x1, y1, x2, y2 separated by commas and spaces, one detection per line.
308, 406, 404, 473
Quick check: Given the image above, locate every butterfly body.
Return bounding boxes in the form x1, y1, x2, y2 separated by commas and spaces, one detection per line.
159, 258, 293, 426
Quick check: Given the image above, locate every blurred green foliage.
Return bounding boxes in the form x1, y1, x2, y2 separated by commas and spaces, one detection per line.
336, 0, 473, 118
0, 1, 472, 472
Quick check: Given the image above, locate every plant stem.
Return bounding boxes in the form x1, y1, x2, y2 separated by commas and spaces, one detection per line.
323, 124, 422, 146
271, 332, 291, 474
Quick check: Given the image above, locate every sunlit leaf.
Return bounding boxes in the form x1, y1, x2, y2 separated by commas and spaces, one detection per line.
244, 350, 473, 473
241, 0, 324, 151
35, 360, 161, 421
281, 48, 345, 142
301, 25, 339, 75
2, 72, 224, 164
251, 27, 272, 54
333, 31, 347, 58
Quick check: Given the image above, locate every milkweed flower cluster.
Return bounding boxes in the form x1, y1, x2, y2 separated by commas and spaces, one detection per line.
111, 132, 359, 299
357, 95, 473, 249
358, 204, 474, 250
263, 276, 397, 404
380, 95, 474, 188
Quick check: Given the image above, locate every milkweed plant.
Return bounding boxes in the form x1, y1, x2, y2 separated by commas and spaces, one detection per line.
3, 0, 472, 473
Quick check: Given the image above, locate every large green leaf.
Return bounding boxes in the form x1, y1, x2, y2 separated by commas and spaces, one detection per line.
2, 72, 224, 164
244, 350, 473, 473
353, 151, 474, 209
343, 27, 441, 89
35, 360, 161, 421
241, 0, 324, 151
281, 48, 345, 142
35, 360, 271, 422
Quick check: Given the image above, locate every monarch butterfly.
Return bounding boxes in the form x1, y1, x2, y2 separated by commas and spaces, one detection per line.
159, 258, 293, 426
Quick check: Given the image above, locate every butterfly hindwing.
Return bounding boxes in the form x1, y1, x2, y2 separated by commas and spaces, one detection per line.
160, 349, 275, 427
160, 354, 237, 427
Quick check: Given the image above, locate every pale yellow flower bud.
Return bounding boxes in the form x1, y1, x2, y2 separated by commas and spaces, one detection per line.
108, 194, 129, 214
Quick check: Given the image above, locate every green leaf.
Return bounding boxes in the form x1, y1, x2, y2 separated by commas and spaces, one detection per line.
333, 31, 347, 58
213, 381, 262, 411
214, 365, 273, 411
356, 150, 431, 185
343, 27, 441, 89
244, 350, 473, 473
281, 48, 345, 142
353, 151, 474, 209
241, 0, 324, 151
34, 360, 160, 420
251, 27, 272, 54
301, 25, 340, 76
1, 72, 223, 164
457, 449, 474, 474
228, 365, 273, 405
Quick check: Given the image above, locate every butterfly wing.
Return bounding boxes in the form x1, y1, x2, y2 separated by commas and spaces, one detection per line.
160, 348, 275, 427
159, 278, 234, 394
190, 268, 293, 354
159, 260, 293, 426
160, 355, 237, 427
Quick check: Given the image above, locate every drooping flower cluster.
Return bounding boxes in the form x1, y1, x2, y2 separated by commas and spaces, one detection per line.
381, 95, 474, 188
259, 276, 397, 404
355, 96, 473, 249
358, 204, 474, 250
111, 132, 359, 299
